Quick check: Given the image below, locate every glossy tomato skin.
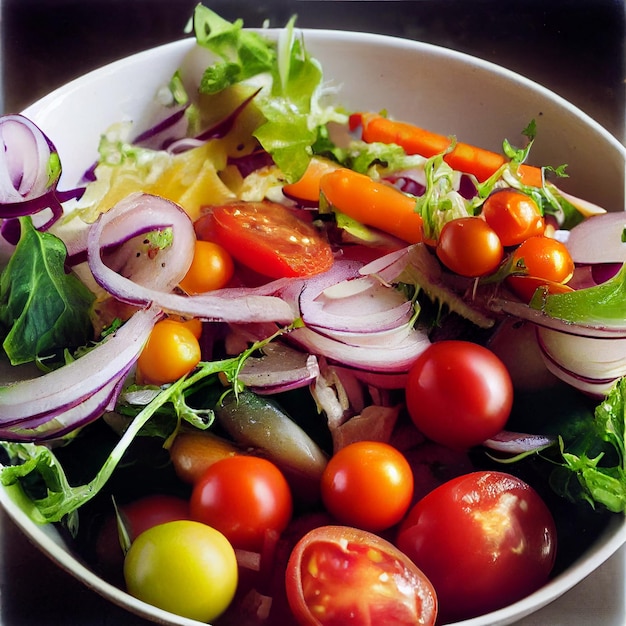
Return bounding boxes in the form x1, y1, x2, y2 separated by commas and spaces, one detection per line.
397, 471, 557, 623
286, 525, 438, 626
190, 455, 293, 552
207, 201, 334, 278
320, 441, 413, 532
178, 239, 234, 294
137, 319, 201, 385
481, 189, 545, 246
405, 340, 513, 450
511, 235, 574, 284
436, 216, 503, 277
124, 520, 238, 622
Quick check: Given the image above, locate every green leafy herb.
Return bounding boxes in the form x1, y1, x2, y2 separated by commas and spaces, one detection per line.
0, 327, 290, 529
191, 5, 347, 182
415, 148, 475, 241
0, 217, 95, 365
554, 377, 626, 512
493, 381, 626, 513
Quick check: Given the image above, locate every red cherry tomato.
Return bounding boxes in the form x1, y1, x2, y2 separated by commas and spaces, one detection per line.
320, 441, 413, 532
95, 494, 190, 580
396, 471, 557, 623
204, 201, 334, 278
286, 525, 438, 626
481, 189, 545, 246
511, 235, 574, 284
190, 455, 293, 552
436, 216, 504, 277
405, 340, 513, 450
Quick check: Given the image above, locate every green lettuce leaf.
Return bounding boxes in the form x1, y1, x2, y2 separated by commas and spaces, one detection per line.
193, 5, 276, 93
0, 217, 95, 365
529, 262, 626, 327
192, 6, 347, 182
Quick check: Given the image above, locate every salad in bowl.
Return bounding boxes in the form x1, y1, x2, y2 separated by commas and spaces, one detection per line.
0, 5, 624, 626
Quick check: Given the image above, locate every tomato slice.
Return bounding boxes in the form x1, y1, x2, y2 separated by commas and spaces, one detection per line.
205, 201, 334, 279
285, 525, 438, 626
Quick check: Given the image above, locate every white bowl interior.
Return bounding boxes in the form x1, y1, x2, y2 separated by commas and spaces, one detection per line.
6, 30, 626, 626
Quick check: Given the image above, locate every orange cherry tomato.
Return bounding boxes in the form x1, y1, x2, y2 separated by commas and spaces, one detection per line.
506, 275, 575, 303
511, 235, 574, 284
481, 189, 545, 246
209, 201, 334, 279
137, 319, 201, 385
320, 441, 414, 532
178, 239, 234, 294
436, 217, 503, 277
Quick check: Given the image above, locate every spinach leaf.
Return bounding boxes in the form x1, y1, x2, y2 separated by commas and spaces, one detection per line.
500, 380, 626, 513
0, 216, 95, 365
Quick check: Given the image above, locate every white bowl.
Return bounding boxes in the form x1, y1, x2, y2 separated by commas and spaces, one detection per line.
2, 29, 625, 626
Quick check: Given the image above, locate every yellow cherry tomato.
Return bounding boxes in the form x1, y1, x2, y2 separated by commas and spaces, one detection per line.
137, 319, 201, 385
167, 315, 203, 339
179, 239, 234, 294
124, 520, 238, 622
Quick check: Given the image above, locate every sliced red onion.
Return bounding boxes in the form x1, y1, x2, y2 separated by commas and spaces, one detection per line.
237, 343, 320, 394
288, 324, 430, 372
0, 307, 159, 440
299, 259, 412, 333
482, 430, 556, 454
536, 326, 626, 396
358, 246, 410, 283
310, 320, 415, 349
0, 114, 60, 205
565, 212, 626, 265
87, 192, 296, 324
0, 114, 81, 237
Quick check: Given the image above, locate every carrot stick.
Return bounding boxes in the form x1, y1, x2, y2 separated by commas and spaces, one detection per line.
319, 168, 423, 244
349, 112, 543, 188
282, 156, 340, 203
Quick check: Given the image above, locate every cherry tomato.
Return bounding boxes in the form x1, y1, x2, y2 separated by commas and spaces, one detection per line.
506, 275, 574, 303
405, 340, 513, 450
481, 189, 545, 246
286, 525, 438, 626
436, 216, 503, 277
511, 235, 575, 284
178, 239, 234, 294
396, 471, 557, 623
190, 455, 293, 552
95, 495, 190, 581
209, 201, 334, 278
124, 520, 238, 622
137, 318, 201, 385
320, 441, 413, 532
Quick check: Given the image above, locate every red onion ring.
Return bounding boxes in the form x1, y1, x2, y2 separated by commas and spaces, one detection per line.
0, 307, 159, 440
87, 192, 296, 324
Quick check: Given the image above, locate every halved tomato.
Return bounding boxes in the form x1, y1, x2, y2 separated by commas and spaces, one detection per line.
199, 201, 334, 279
285, 525, 438, 626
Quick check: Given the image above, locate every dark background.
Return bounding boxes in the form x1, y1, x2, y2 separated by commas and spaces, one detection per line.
2, 0, 625, 142
0, 1, 625, 624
